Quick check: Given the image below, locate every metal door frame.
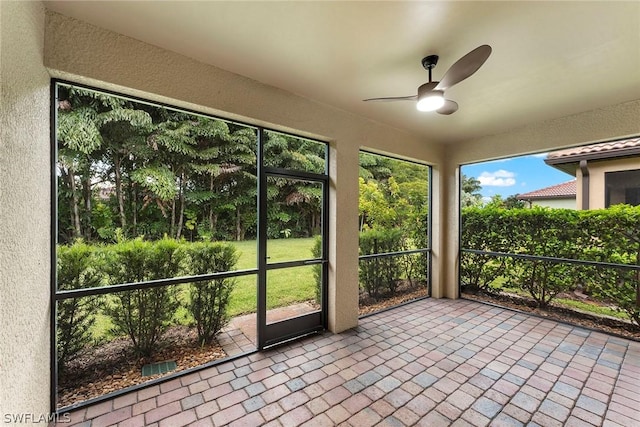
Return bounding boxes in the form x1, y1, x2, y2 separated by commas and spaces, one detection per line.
256, 129, 329, 349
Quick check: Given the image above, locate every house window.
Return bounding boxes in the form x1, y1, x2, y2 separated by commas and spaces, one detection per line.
605, 169, 640, 207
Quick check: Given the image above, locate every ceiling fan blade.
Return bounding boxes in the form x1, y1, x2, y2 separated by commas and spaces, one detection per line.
437, 99, 458, 115
363, 95, 417, 102
435, 45, 492, 91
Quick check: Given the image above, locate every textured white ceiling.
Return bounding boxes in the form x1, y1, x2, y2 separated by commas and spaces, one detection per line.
44, 1, 640, 144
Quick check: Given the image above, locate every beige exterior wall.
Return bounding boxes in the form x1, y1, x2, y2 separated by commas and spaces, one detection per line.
585, 157, 640, 209
529, 198, 577, 210
0, 1, 52, 420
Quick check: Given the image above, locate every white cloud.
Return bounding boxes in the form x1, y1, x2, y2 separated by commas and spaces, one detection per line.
531, 153, 548, 158
478, 170, 516, 187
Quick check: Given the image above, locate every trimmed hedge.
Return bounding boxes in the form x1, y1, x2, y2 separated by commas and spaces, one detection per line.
102, 238, 184, 357
312, 236, 322, 304
358, 222, 429, 301
461, 205, 640, 325
184, 242, 238, 345
359, 228, 405, 299
56, 242, 101, 371
57, 238, 238, 359
406, 206, 429, 287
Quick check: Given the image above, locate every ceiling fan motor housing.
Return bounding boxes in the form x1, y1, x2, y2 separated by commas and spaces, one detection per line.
418, 82, 440, 98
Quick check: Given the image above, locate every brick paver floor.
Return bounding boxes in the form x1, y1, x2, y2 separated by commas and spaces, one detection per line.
217, 302, 319, 356
58, 298, 640, 426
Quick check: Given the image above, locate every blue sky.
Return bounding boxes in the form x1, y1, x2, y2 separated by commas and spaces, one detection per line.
461, 153, 574, 200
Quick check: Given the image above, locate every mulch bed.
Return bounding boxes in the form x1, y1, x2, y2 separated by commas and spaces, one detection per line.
58, 326, 225, 409
462, 290, 640, 341
359, 287, 429, 316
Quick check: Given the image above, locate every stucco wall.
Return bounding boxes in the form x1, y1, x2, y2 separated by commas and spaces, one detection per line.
43, 11, 445, 334
531, 198, 577, 210
588, 157, 640, 209
0, 0, 52, 420
449, 101, 640, 166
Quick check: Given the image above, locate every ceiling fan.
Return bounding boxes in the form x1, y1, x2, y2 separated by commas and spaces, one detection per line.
363, 45, 492, 115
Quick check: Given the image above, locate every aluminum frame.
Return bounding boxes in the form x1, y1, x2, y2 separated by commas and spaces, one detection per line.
50, 79, 330, 412
356, 150, 433, 307
257, 128, 330, 349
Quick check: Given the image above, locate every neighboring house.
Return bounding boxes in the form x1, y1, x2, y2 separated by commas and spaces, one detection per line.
97, 184, 115, 201
519, 138, 640, 210
544, 138, 640, 210
518, 180, 577, 209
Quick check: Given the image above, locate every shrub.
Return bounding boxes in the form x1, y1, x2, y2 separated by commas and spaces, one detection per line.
56, 242, 102, 371
461, 205, 640, 319
579, 206, 640, 325
460, 206, 513, 293
504, 208, 580, 307
359, 228, 404, 299
589, 264, 640, 326
102, 238, 184, 356
184, 242, 238, 345
404, 206, 429, 287
461, 207, 582, 306
311, 236, 323, 304
506, 258, 577, 307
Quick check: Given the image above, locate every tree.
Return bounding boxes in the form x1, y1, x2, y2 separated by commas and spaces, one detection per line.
57, 85, 153, 242
358, 177, 395, 231
57, 82, 263, 244
56, 83, 345, 244
147, 113, 236, 239
504, 194, 526, 209
264, 133, 325, 238
359, 152, 392, 181
461, 174, 483, 207
485, 194, 525, 209
358, 153, 430, 237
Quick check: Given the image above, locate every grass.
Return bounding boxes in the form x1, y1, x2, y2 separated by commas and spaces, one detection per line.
88, 238, 318, 341
228, 237, 317, 316
477, 278, 631, 321
554, 298, 628, 320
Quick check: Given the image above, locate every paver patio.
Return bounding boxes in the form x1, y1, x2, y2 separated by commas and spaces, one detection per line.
58, 298, 640, 426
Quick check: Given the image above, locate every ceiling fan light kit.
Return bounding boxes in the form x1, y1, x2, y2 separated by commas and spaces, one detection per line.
364, 45, 492, 115
416, 83, 444, 112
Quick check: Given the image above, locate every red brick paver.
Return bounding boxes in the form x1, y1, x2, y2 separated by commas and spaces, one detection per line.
58, 298, 640, 426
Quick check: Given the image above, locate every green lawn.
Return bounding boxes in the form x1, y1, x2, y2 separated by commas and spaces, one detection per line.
229, 237, 318, 316
554, 298, 627, 320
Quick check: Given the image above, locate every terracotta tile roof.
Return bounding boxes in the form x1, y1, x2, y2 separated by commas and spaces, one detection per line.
546, 137, 640, 163
517, 180, 576, 200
